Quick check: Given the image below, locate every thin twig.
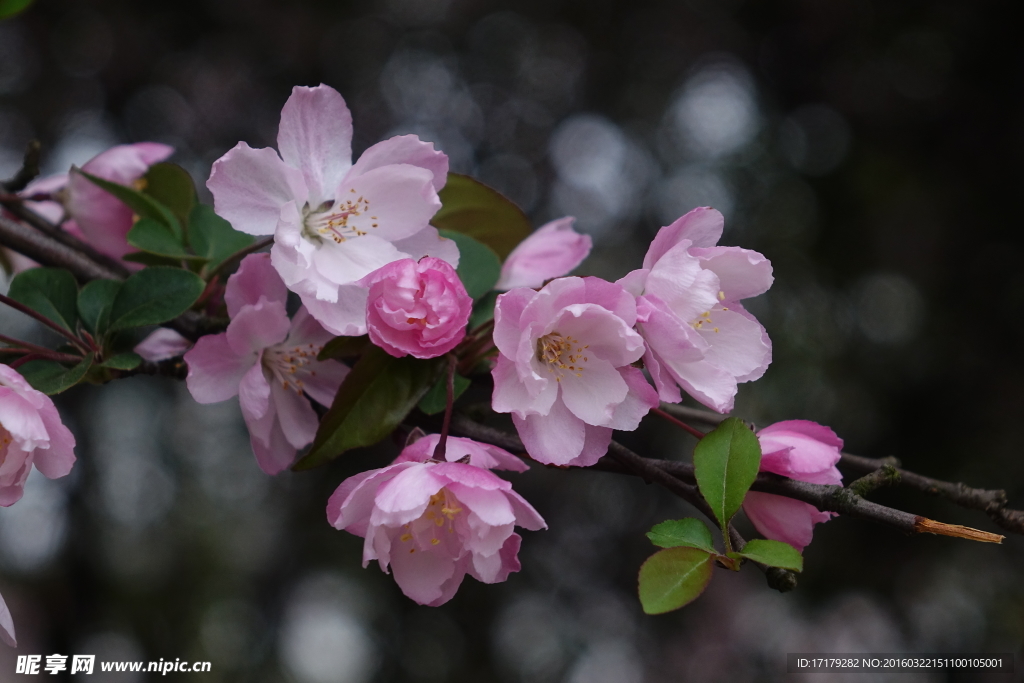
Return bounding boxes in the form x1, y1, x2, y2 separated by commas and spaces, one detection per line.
652, 406, 706, 439
0, 213, 124, 281
0, 292, 87, 351
0, 140, 41, 193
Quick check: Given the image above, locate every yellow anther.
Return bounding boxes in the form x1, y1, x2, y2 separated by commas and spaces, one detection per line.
431, 538, 440, 545
718, 291, 726, 301
400, 533, 412, 542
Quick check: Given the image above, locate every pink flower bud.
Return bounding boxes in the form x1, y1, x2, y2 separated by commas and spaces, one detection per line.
361, 257, 472, 359
743, 420, 844, 551
327, 436, 545, 606
0, 364, 77, 508
496, 217, 592, 290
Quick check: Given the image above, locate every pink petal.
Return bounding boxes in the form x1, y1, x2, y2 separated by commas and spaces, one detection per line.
558, 355, 628, 426
298, 284, 371, 337
605, 366, 659, 431
554, 302, 645, 367
446, 484, 516, 527
32, 403, 77, 480
134, 328, 192, 361
496, 216, 592, 290
505, 492, 547, 531
207, 142, 306, 236
391, 225, 460, 267
492, 288, 536, 358
743, 491, 833, 552
225, 300, 291, 357
349, 134, 449, 192
698, 307, 772, 385
513, 398, 587, 466
277, 84, 354, 204
81, 142, 174, 180
334, 163, 440, 242
269, 382, 319, 449
643, 206, 724, 269
491, 353, 554, 417
328, 463, 417, 534
225, 253, 289, 317
565, 424, 613, 467
644, 242, 720, 323
239, 361, 273, 436
249, 417, 296, 475
389, 538, 459, 605
690, 245, 774, 301
371, 464, 445, 527
0, 591, 15, 647
184, 334, 252, 403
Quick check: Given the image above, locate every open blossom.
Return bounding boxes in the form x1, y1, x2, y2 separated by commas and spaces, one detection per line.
0, 364, 77, 508
207, 84, 459, 337
362, 257, 472, 359
495, 217, 592, 290
10, 143, 173, 263
491, 277, 659, 467
184, 254, 348, 474
620, 207, 773, 413
743, 420, 844, 551
327, 435, 544, 606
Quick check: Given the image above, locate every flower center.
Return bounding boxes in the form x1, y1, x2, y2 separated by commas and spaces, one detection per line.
0, 423, 12, 464
262, 341, 324, 393
690, 310, 720, 333
301, 195, 379, 245
536, 332, 589, 382
398, 487, 463, 553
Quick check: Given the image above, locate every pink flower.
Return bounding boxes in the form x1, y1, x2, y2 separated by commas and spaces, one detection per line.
491, 277, 659, 467
743, 420, 844, 551
67, 143, 175, 259
327, 437, 545, 606
361, 257, 472, 359
0, 364, 77, 507
134, 328, 193, 362
184, 254, 349, 474
207, 84, 459, 337
394, 432, 529, 472
620, 207, 773, 413
1, 591, 14, 647
495, 217, 592, 291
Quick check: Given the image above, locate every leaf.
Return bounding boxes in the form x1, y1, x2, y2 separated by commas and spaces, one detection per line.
638, 547, 715, 615
646, 518, 717, 554
7, 268, 79, 331
318, 335, 371, 361
142, 163, 196, 228
693, 417, 762, 531
17, 353, 94, 395
438, 230, 501, 300
734, 539, 804, 572
75, 169, 181, 237
431, 173, 532, 260
109, 267, 205, 331
189, 204, 255, 271
468, 290, 499, 330
296, 347, 443, 470
127, 218, 203, 261
418, 373, 471, 415
77, 279, 122, 335
0, 0, 35, 19
100, 352, 142, 371
122, 252, 187, 267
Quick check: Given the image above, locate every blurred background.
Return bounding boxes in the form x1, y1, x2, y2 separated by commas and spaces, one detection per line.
2, 0, 1023, 680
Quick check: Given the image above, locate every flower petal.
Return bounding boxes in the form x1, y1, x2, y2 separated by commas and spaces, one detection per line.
184, 334, 252, 403
496, 216, 592, 290
743, 491, 833, 552
277, 84, 354, 205
512, 398, 586, 466
225, 253, 289, 317
0, 591, 16, 647
249, 417, 296, 475
334, 163, 441, 242
207, 142, 306, 236
690, 246, 774, 301
349, 134, 449, 192
643, 206, 724, 269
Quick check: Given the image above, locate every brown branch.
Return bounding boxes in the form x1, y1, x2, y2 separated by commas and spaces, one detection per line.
0, 198, 131, 279
448, 416, 1008, 544
658, 402, 1023, 535
0, 140, 41, 193
0, 213, 124, 281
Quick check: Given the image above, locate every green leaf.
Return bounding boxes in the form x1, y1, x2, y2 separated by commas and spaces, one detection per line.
122, 252, 186, 267
438, 230, 502, 300
100, 352, 142, 371
0, 0, 35, 19
468, 290, 499, 330
75, 169, 181, 237
127, 218, 203, 261
77, 279, 123, 335
638, 547, 715, 615
693, 417, 762, 531
17, 353, 94, 395
318, 335, 370, 361
109, 267, 205, 331
734, 539, 804, 572
7, 268, 79, 331
647, 518, 717, 554
189, 204, 255, 271
418, 373, 471, 415
142, 163, 196, 229
296, 347, 443, 470
431, 173, 532, 260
